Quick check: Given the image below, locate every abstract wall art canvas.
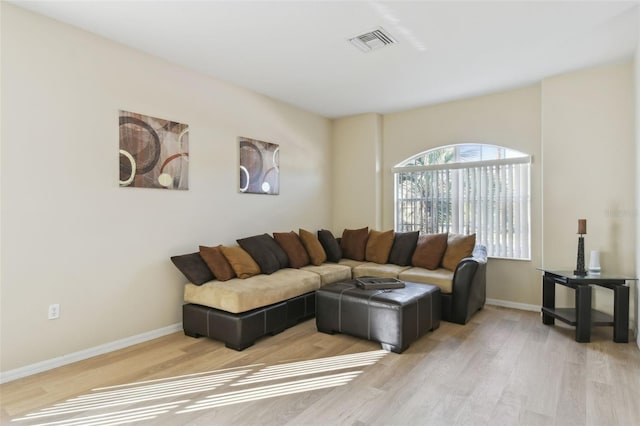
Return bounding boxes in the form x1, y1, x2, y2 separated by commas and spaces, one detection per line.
239, 137, 280, 195
119, 110, 189, 190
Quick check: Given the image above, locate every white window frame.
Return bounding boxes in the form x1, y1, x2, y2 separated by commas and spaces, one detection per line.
393, 144, 531, 260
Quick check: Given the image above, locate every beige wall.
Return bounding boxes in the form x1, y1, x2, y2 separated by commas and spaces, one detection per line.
1, 2, 637, 378
635, 7, 640, 349
334, 63, 635, 313
542, 62, 635, 312
331, 113, 382, 233
382, 86, 543, 307
0, 4, 332, 372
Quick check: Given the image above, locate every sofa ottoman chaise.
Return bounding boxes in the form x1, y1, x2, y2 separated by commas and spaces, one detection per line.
315, 280, 441, 353
172, 227, 486, 350
182, 264, 351, 350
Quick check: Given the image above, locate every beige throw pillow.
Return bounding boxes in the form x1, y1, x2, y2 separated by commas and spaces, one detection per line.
299, 228, 327, 265
365, 229, 395, 264
219, 245, 261, 279
441, 233, 476, 271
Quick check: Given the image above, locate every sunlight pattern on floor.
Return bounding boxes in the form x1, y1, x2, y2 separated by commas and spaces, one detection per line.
12, 369, 250, 421
13, 401, 188, 426
11, 350, 388, 425
177, 371, 362, 413
232, 350, 387, 386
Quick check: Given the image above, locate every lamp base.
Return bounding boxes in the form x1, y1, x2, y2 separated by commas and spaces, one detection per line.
574, 235, 586, 276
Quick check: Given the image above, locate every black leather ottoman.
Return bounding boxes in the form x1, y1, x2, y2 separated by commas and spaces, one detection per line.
315, 280, 441, 353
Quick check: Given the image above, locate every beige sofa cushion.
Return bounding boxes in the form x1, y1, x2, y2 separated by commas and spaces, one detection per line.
352, 262, 411, 279
301, 263, 352, 285
184, 268, 321, 313
338, 258, 367, 269
399, 267, 454, 294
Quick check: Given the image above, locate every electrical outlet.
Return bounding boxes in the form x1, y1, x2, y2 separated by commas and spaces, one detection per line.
48, 304, 60, 320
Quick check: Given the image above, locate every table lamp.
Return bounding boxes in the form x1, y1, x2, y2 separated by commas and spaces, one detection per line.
574, 219, 587, 276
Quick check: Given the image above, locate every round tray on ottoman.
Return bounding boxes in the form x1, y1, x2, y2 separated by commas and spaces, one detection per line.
315, 279, 441, 353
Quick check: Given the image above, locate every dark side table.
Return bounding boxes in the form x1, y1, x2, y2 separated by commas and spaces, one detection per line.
538, 269, 634, 343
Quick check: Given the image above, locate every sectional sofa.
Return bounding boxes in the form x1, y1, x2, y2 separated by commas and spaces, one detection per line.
171, 227, 487, 350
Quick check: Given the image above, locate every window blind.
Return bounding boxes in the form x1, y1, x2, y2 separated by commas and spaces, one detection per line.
395, 158, 530, 260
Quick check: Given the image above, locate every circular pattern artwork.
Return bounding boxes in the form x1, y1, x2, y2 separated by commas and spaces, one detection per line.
119, 110, 189, 190
238, 137, 279, 195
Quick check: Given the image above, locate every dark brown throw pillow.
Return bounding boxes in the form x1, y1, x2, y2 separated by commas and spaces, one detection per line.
273, 231, 310, 269
442, 233, 476, 271
365, 229, 395, 264
340, 227, 369, 261
317, 229, 342, 262
260, 234, 290, 269
299, 228, 327, 265
199, 245, 236, 281
170, 252, 215, 285
412, 233, 448, 270
237, 233, 288, 274
388, 231, 419, 266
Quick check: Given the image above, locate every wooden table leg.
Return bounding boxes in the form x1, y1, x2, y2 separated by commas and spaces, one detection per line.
542, 275, 555, 325
613, 284, 629, 343
575, 284, 591, 343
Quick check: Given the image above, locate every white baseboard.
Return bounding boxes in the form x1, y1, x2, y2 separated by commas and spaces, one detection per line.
486, 298, 540, 312
0, 323, 182, 384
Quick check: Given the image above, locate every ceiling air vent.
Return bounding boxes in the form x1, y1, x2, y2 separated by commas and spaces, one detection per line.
348, 27, 397, 52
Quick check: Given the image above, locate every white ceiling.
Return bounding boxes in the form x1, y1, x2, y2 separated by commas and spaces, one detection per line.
11, 0, 639, 118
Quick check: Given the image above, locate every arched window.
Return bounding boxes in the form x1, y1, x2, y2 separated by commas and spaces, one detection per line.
393, 143, 531, 260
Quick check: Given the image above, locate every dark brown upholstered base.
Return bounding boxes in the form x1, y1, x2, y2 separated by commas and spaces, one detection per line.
440, 245, 487, 324
183, 291, 315, 350
315, 280, 441, 353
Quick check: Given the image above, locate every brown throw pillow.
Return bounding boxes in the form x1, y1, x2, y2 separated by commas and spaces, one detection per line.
299, 228, 327, 265
441, 233, 476, 271
219, 245, 261, 279
365, 229, 395, 264
412, 233, 448, 270
273, 231, 310, 269
199, 245, 236, 281
340, 227, 369, 261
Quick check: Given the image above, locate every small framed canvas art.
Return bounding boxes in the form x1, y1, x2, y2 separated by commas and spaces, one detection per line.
239, 137, 279, 195
119, 110, 189, 190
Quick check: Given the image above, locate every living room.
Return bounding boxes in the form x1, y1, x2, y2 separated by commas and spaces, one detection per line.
1, 1, 639, 424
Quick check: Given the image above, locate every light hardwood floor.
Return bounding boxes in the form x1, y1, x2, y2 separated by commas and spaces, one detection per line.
1, 305, 639, 425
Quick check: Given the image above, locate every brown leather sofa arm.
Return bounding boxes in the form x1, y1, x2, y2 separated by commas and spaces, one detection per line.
448, 245, 488, 324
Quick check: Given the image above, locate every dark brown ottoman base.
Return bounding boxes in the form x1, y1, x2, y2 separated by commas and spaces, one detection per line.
183, 291, 315, 350
315, 280, 441, 353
